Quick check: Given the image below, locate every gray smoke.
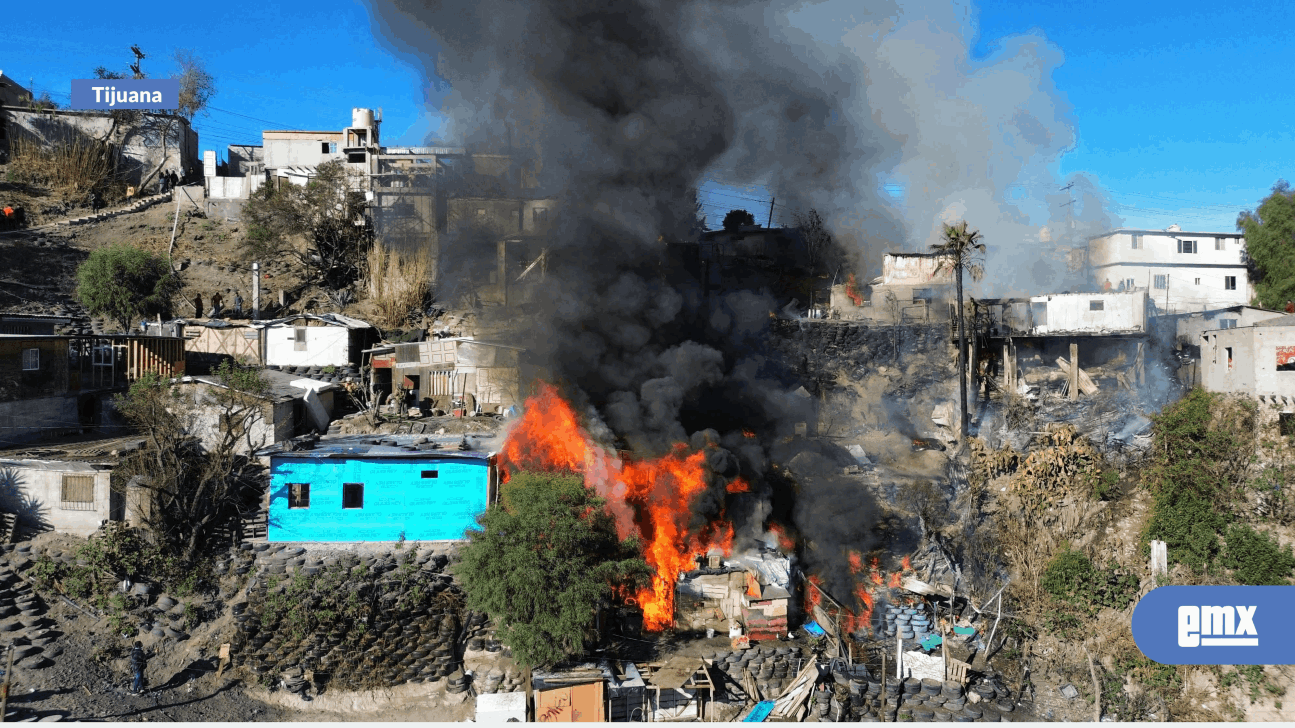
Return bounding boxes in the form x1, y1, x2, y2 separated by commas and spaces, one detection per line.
365, 0, 1122, 570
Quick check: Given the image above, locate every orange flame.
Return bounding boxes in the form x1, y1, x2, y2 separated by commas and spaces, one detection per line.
768, 523, 795, 551
500, 382, 735, 631
726, 478, 750, 493
888, 572, 902, 588
742, 429, 757, 438
901, 555, 913, 572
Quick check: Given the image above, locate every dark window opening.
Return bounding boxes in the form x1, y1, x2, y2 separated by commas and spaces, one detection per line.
533, 207, 549, 224
1089, 300, 1104, 311
1177, 239, 1197, 254
288, 483, 310, 509
1225, 276, 1237, 291
347, 152, 366, 164
320, 142, 330, 154
1225, 347, 1234, 371
343, 482, 364, 509
421, 470, 439, 479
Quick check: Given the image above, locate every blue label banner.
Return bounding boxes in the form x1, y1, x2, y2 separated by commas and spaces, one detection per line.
70, 79, 178, 110
1131, 586, 1295, 664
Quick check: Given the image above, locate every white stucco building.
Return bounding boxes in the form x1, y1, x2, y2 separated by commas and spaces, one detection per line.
1087, 226, 1251, 314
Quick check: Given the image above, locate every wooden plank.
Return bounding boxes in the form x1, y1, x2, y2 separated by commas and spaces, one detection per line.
1055, 357, 1098, 396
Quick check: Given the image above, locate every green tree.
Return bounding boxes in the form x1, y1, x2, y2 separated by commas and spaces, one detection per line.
722, 208, 756, 231
242, 159, 371, 289
75, 244, 180, 332
456, 471, 650, 668
1237, 180, 1295, 308
932, 220, 986, 440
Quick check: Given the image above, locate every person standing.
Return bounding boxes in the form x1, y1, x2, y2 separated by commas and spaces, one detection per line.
130, 641, 147, 694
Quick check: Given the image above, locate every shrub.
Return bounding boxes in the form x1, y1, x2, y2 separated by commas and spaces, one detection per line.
1144, 389, 1255, 570
1222, 525, 1295, 585
1041, 547, 1138, 615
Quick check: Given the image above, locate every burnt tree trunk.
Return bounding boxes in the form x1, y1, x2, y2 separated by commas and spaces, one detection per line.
956, 265, 968, 440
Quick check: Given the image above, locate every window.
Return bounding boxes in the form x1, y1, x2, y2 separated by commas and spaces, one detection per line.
1089, 300, 1104, 311
1154, 274, 1168, 289
288, 483, 310, 509
1177, 239, 1197, 254
1225, 276, 1237, 291
1125, 278, 1136, 290
1131, 234, 1143, 249
1220, 319, 1238, 329
1216, 238, 1226, 250
343, 482, 364, 509
320, 142, 330, 154
21, 348, 39, 371
1194, 278, 1201, 285
329, 142, 337, 154
1225, 347, 1234, 371
533, 207, 549, 225
60, 475, 95, 511
421, 470, 439, 479
294, 327, 307, 351
347, 152, 366, 164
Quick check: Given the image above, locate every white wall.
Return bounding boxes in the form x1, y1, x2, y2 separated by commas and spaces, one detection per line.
1089, 230, 1250, 312
264, 137, 342, 169
264, 324, 352, 367
0, 460, 113, 537
1029, 290, 1146, 335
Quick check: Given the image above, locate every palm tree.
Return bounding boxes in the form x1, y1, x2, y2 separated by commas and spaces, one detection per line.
932, 220, 986, 441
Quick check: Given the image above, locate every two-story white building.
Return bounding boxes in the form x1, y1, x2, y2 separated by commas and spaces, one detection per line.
1087, 226, 1252, 314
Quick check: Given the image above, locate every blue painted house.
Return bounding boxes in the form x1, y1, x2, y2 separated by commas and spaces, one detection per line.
264, 437, 499, 542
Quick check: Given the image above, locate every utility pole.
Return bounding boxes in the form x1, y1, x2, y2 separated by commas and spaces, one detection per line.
767, 197, 775, 228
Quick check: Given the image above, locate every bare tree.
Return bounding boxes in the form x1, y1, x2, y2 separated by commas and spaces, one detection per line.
791, 208, 833, 276
932, 220, 986, 441
115, 361, 269, 562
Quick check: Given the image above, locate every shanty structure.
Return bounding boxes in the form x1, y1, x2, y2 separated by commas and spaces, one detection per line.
370, 336, 525, 414
0, 334, 184, 446
972, 290, 1152, 403
260, 435, 498, 542
0, 434, 147, 537
261, 313, 375, 369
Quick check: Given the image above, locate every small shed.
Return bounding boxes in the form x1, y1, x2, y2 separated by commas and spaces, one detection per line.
261, 313, 375, 369
262, 436, 498, 542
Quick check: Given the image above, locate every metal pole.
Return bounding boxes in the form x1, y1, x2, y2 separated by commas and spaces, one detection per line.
767, 198, 775, 228
252, 262, 261, 321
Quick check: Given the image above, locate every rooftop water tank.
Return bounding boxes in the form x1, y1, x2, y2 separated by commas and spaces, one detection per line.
352, 107, 374, 129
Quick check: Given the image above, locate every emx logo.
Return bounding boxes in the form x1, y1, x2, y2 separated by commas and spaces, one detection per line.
1178, 605, 1257, 647
1133, 586, 1294, 664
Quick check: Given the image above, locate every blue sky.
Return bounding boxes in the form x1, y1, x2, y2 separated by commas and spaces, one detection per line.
8, 0, 1289, 233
